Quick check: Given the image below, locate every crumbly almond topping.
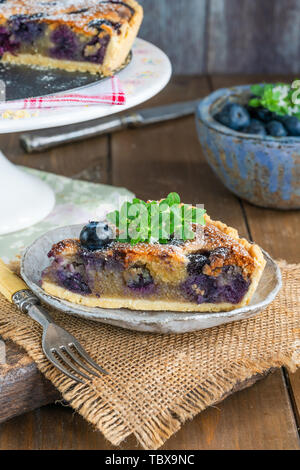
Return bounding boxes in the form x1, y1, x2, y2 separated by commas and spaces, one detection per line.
48, 218, 256, 279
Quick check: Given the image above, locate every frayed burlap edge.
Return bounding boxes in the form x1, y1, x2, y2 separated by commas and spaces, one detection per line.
0, 261, 299, 450
0, 312, 298, 449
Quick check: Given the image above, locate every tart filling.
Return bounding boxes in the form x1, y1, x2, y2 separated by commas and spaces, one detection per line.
0, 0, 143, 75
41, 214, 266, 313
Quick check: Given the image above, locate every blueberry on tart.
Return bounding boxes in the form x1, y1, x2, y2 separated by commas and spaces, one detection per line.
41, 194, 266, 312
0, 0, 143, 75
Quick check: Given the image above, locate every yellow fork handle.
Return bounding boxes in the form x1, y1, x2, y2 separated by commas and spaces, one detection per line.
0, 258, 28, 302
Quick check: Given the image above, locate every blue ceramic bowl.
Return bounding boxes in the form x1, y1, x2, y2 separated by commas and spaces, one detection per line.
196, 85, 300, 209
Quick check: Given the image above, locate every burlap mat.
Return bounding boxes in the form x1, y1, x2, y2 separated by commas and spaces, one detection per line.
0, 261, 299, 449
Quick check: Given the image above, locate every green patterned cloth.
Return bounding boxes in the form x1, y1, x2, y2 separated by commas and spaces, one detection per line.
0, 168, 134, 263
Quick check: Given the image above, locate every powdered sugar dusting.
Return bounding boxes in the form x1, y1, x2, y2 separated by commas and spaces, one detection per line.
0, 0, 136, 34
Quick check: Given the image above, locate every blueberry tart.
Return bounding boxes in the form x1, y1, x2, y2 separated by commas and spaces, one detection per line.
0, 0, 143, 75
41, 200, 266, 312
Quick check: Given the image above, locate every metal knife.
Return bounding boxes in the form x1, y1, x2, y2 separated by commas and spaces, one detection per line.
20, 100, 199, 153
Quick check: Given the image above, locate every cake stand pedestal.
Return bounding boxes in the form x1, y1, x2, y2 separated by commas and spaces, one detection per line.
0, 151, 55, 235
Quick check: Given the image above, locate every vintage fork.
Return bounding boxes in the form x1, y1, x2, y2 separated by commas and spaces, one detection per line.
0, 259, 108, 383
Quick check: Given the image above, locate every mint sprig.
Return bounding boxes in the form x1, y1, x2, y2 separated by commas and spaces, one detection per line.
249, 82, 300, 118
106, 192, 206, 245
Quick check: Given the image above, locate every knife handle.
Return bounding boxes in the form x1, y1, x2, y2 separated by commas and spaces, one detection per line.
0, 258, 28, 302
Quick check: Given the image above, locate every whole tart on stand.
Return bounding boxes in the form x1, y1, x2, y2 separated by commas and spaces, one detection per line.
0, 0, 143, 76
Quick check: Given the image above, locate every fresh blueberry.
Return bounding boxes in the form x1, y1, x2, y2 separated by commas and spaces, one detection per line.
80, 221, 113, 251
266, 120, 288, 137
281, 116, 300, 136
250, 107, 274, 122
243, 118, 267, 136
215, 103, 250, 131
187, 253, 209, 276
214, 106, 230, 127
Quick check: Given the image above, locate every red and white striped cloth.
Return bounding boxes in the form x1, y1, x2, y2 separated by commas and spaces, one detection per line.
0, 76, 125, 112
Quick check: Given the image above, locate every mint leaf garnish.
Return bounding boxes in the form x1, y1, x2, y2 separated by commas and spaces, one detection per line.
166, 192, 181, 206
249, 81, 300, 117
106, 193, 206, 245
250, 84, 264, 97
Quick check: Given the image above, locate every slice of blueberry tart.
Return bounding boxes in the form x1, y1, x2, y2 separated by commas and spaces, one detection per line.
0, 0, 143, 75
41, 194, 266, 312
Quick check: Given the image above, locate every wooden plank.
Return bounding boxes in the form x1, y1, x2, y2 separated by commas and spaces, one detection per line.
164, 370, 299, 450
211, 73, 300, 444
207, 0, 300, 75
243, 201, 300, 435
0, 372, 281, 450
210, 74, 297, 91
0, 340, 59, 425
138, 0, 207, 75
137, 0, 300, 75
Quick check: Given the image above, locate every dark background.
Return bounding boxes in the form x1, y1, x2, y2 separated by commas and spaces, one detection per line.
139, 0, 300, 75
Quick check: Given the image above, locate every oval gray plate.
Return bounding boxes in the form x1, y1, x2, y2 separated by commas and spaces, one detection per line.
21, 225, 282, 334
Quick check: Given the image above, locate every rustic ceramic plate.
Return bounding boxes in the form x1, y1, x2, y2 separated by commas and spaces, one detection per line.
21, 225, 282, 334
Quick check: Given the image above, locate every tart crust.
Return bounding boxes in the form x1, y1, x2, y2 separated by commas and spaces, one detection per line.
41, 215, 266, 313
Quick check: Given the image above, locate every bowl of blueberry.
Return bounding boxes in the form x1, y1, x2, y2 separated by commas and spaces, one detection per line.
196, 83, 300, 209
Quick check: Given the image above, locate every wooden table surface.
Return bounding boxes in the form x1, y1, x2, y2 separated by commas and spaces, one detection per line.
0, 75, 299, 450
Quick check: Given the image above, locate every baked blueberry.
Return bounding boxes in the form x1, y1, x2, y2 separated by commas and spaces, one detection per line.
83, 34, 110, 63
50, 25, 79, 60
215, 103, 250, 131
88, 19, 116, 30
9, 15, 45, 43
0, 26, 19, 56
244, 118, 267, 136
187, 253, 209, 275
80, 221, 113, 251
68, 9, 89, 15
123, 264, 154, 290
101, 1, 135, 16
56, 270, 91, 295
281, 116, 300, 136
266, 120, 288, 137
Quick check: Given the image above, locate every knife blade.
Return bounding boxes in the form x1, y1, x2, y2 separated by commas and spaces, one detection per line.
20, 100, 199, 153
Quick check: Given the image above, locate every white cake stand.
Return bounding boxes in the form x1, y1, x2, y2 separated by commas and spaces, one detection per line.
0, 39, 172, 235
